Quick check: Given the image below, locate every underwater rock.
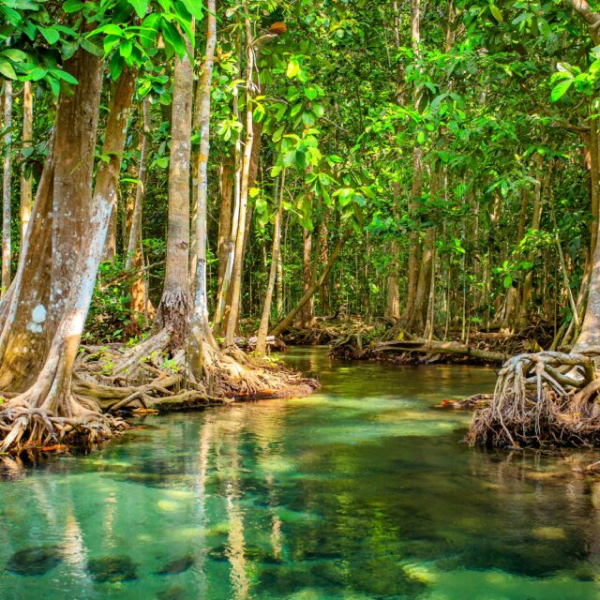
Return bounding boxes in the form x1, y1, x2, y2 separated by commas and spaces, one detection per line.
350, 558, 429, 598
156, 555, 195, 576
6, 545, 62, 576
207, 543, 282, 565
157, 584, 189, 600
87, 555, 138, 583
206, 544, 229, 562
257, 565, 315, 594
310, 561, 346, 587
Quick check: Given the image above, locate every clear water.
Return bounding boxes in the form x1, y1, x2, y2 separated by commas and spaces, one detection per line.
2, 347, 600, 599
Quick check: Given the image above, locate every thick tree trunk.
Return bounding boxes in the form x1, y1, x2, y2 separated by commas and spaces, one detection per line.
2, 79, 12, 294
0, 48, 119, 452
20, 81, 33, 243
50, 50, 104, 329
156, 33, 194, 343
386, 6, 404, 321
407, 227, 435, 334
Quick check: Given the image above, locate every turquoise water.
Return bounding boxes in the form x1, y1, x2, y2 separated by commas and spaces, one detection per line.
2, 347, 600, 599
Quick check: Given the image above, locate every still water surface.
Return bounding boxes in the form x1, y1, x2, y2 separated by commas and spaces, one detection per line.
1, 347, 600, 599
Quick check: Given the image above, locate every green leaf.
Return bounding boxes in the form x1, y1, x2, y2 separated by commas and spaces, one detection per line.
272, 125, 284, 142
0, 60, 16, 80
312, 104, 324, 118
63, 0, 85, 13
551, 79, 573, 102
287, 59, 300, 79
181, 0, 203, 20
120, 39, 133, 59
80, 37, 103, 56
489, 4, 503, 22
50, 68, 78, 84
28, 67, 48, 81
128, 0, 149, 18
161, 19, 186, 57
302, 111, 315, 127
503, 275, 512, 289
39, 26, 60, 45
109, 53, 124, 80
1, 49, 27, 62
48, 75, 60, 97
304, 87, 317, 101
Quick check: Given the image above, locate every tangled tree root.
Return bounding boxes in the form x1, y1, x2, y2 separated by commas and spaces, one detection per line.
76, 330, 318, 413
467, 351, 600, 448
0, 393, 127, 454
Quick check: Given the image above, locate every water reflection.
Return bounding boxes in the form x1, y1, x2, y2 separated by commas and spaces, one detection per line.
1, 348, 600, 599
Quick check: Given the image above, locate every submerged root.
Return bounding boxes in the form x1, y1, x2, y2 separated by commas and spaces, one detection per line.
467, 351, 600, 448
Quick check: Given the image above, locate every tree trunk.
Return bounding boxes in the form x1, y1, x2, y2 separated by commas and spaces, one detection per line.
126, 98, 152, 317
407, 226, 435, 334
188, 0, 217, 379
299, 226, 315, 326
518, 159, 546, 327
319, 213, 330, 315
0, 48, 119, 452
20, 81, 32, 243
590, 117, 600, 255
256, 169, 285, 356
224, 19, 254, 347
217, 156, 234, 292
156, 31, 195, 344
2, 79, 12, 294
403, 0, 423, 325
96, 67, 137, 263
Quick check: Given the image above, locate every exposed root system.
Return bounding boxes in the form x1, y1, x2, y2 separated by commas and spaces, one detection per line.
0, 390, 126, 453
0, 330, 317, 455
467, 351, 600, 448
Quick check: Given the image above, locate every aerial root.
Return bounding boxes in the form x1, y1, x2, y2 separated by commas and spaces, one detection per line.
467, 351, 600, 448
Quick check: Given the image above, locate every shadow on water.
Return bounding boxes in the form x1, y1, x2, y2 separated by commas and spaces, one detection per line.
1, 347, 600, 599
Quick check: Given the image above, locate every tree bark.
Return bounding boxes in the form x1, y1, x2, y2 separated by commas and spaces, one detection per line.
20, 81, 32, 243
403, 0, 423, 325
217, 156, 234, 292
96, 66, 137, 262
156, 30, 195, 343
188, 0, 217, 379
224, 18, 254, 347
2, 79, 12, 294
126, 98, 152, 316
0, 48, 119, 451
256, 169, 285, 356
